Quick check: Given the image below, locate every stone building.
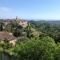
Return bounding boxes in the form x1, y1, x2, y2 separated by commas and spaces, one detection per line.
16, 17, 28, 28
0, 32, 17, 45
19, 20, 28, 27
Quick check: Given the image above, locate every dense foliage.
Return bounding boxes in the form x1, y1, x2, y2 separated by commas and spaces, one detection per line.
12, 36, 56, 60
0, 20, 60, 60
30, 21, 60, 43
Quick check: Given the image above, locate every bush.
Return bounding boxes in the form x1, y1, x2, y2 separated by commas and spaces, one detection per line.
54, 43, 60, 60
12, 36, 56, 60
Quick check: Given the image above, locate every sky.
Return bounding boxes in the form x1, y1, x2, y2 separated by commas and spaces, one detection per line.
0, 0, 60, 20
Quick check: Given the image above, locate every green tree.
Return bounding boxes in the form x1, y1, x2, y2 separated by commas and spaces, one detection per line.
12, 36, 56, 60
54, 43, 60, 60
0, 22, 4, 31
26, 23, 33, 38
13, 25, 23, 37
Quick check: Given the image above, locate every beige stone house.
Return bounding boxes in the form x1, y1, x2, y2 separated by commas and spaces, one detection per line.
0, 32, 17, 45
16, 17, 28, 28
19, 20, 28, 28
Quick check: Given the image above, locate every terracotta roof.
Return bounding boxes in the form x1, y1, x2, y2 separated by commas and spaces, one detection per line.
0, 32, 16, 41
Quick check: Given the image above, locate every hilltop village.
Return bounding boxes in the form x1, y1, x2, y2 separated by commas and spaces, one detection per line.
0, 17, 27, 45
0, 17, 39, 45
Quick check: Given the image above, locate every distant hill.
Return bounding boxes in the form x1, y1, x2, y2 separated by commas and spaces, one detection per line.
29, 20, 60, 25
47, 21, 60, 25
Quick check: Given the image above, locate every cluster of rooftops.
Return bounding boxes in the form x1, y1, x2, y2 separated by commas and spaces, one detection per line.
0, 18, 28, 45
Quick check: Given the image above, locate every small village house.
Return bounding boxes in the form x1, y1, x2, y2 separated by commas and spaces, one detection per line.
19, 20, 28, 27
16, 16, 28, 28
0, 32, 17, 45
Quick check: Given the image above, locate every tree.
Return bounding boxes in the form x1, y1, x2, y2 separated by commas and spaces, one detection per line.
13, 25, 23, 37
54, 43, 60, 60
0, 22, 4, 31
25, 23, 34, 38
12, 36, 56, 60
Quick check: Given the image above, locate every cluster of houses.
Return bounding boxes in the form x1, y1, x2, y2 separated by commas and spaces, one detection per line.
3, 17, 28, 28
0, 17, 28, 45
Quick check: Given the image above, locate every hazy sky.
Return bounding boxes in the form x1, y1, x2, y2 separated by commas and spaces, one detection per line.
0, 0, 60, 20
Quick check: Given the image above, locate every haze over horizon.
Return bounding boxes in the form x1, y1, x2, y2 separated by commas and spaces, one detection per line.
0, 0, 60, 20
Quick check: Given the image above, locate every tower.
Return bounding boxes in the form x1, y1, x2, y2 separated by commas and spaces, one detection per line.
16, 16, 18, 20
